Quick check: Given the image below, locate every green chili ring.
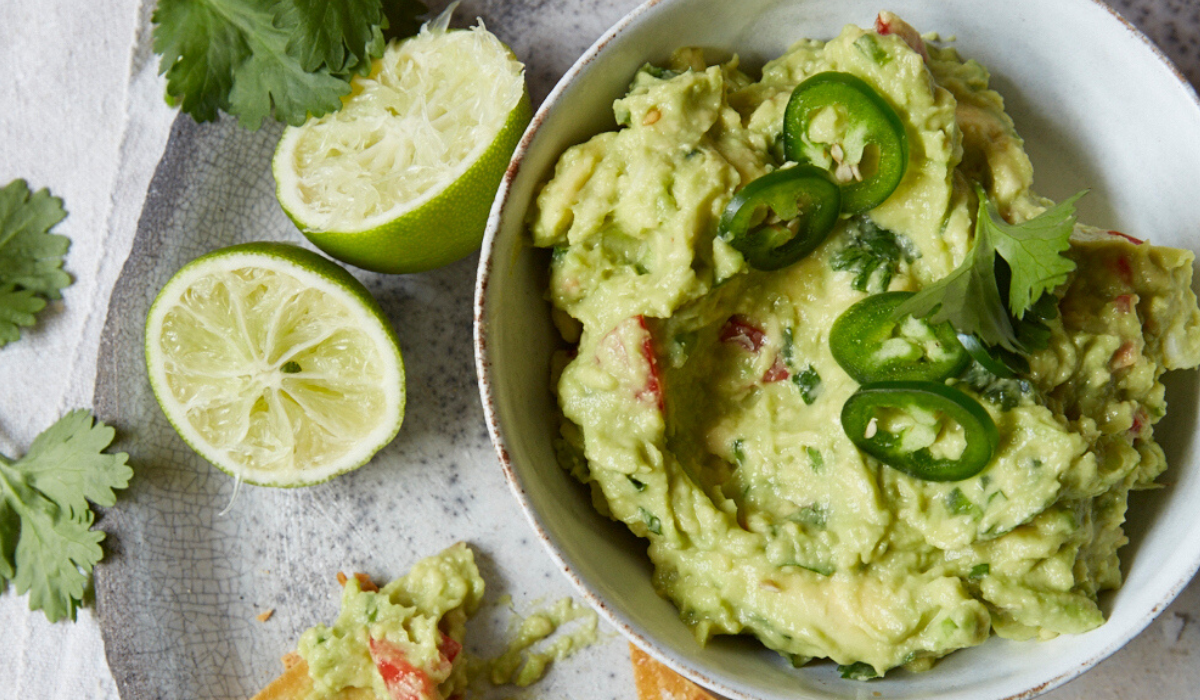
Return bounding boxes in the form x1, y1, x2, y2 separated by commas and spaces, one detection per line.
841, 380, 998, 481
718, 165, 841, 271
783, 71, 909, 215
830, 292, 969, 383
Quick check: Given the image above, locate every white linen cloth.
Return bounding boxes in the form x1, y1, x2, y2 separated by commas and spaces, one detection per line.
0, 0, 1196, 698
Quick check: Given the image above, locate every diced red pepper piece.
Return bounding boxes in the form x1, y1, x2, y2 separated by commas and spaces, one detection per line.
1131, 408, 1149, 437
368, 638, 439, 700
1113, 294, 1134, 313
1107, 230, 1144, 245
438, 633, 462, 664
719, 314, 766, 352
763, 355, 790, 383
875, 11, 929, 62
1110, 341, 1139, 370
636, 317, 665, 411
1112, 255, 1134, 286
598, 316, 664, 411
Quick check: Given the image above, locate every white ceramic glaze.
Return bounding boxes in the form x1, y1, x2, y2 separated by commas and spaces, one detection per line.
474, 1, 1200, 698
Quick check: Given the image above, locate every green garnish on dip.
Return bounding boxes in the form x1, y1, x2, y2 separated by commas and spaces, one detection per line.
532, 12, 1200, 679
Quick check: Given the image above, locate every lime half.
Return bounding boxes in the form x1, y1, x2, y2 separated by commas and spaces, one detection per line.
272, 13, 532, 274
145, 243, 405, 487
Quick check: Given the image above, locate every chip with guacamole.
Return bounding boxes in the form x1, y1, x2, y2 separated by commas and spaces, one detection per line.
253, 543, 484, 700
532, 13, 1200, 677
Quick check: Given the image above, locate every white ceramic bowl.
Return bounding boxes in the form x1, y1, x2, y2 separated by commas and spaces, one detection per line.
474, 1, 1200, 698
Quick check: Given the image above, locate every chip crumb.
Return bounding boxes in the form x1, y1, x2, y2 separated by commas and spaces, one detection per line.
336, 571, 379, 592
630, 643, 715, 700
257, 609, 274, 622
281, 651, 302, 670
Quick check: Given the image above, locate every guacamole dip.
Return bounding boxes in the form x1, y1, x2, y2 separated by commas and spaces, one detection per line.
532, 14, 1200, 676
297, 543, 484, 699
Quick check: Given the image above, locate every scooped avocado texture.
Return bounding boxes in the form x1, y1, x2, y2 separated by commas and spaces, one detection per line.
531, 16, 1200, 676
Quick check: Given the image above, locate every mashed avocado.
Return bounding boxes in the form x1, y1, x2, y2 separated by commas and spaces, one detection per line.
298, 543, 484, 699
532, 17, 1200, 676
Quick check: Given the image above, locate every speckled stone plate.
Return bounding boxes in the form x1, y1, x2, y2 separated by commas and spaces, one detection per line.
91, 2, 643, 699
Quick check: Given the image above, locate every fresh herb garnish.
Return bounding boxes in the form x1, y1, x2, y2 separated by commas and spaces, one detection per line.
792, 365, 822, 404
838, 661, 879, 680
830, 216, 916, 294
0, 179, 70, 348
151, 0, 427, 129
639, 507, 662, 535
896, 186, 1084, 352
0, 411, 132, 622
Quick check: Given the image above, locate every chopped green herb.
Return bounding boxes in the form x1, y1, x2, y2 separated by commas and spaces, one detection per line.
968, 563, 990, 580
627, 475, 646, 492
945, 488, 980, 517
781, 327, 796, 364
806, 446, 824, 472
896, 186, 1084, 352
643, 64, 683, 81
854, 34, 891, 65
838, 661, 879, 681
792, 365, 821, 404
959, 363, 1034, 411
731, 438, 746, 465
639, 507, 662, 535
830, 216, 915, 293
789, 503, 828, 529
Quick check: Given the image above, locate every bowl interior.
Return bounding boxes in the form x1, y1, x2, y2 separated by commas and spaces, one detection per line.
476, 0, 1200, 698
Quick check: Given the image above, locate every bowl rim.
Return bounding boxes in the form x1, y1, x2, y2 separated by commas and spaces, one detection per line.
473, 1, 1200, 698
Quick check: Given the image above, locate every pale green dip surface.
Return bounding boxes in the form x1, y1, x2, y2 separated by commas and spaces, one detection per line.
298, 543, 484, 699
532, 18, 1200, 676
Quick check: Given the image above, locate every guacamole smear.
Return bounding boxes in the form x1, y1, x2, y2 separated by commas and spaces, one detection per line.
298, 543, 484, 699
532, 15, 1200, 676
487, 597, 599, 687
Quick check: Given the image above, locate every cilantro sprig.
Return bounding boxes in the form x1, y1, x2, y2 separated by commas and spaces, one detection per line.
0, 411, 132, 622
896, 186, 1084, 352
152, 0, 427, 130
0, 179, 71, 348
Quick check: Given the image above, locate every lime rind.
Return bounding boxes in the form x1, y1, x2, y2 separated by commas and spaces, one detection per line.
145, 243, 405, 487
289, 90, 531, 273
272, 20, 532, 274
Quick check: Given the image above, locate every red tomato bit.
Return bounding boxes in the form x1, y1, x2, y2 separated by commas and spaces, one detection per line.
719, 314, 766, 352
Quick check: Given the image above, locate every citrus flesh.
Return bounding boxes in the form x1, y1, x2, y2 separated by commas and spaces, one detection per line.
273, 15, 531, 274
145, 243, 405, 487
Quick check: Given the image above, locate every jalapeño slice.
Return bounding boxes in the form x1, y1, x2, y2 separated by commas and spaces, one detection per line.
830, 292, 968, 384
783, 71, 908, 214
841, 380, 998, 482
718, 165, 841, 271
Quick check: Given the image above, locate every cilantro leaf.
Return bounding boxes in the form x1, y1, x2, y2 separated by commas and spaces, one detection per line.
830, 216, 917, 294
152, 0, 426, 130
281, 0, 386, 73
983, 189, 1083, 319
896, 188, 1083, 352
0, 411, 132, 622
0, 179, 70, 348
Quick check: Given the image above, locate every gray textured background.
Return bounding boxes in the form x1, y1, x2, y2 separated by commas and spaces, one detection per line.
92, 1, 1200, 699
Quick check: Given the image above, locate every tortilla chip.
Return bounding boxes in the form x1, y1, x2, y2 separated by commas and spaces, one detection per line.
250, 656, 376, 700
630, 643, 716, 700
